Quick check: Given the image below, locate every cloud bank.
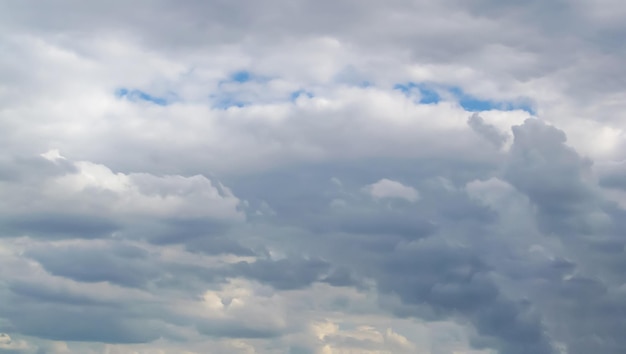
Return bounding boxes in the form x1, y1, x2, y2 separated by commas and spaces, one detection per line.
1, 1, 626, 353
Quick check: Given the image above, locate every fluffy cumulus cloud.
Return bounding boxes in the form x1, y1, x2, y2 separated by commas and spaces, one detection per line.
1, 1, 625, 353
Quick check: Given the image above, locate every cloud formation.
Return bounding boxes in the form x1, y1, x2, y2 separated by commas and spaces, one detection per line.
1, 1, 626, 353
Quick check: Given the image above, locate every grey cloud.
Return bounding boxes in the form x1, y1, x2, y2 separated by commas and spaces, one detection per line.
6, 309, 160, 344
22, 240, 234, 292
0, 119, 618, 353
0, 157, 119, 240
0, 155, 76, 183
1, 287, 160, 344
0, 214, 119, 239
0, 152, 247, 261
24, 243, 158, 288
228, 159, 496, 237
530, 274, 626, 354
599, 173, 626, 190
239, 187, 556, 353
0, 349, 27, 354
7, 281, 118, 308
231, 258, 330, 290
0, 271, 207, 345
196, 320, 283, 339
503, 119, 599, 232
468, 113, 509, 148
472, 119, 626, 353
319, 266, 362, 288
598, 161, 626, 190
142, 218, 252, 255
229, 122, 626, 353
184, 236, 256, 257
288, 346, 313, 354
0, 349, 29, 354
374, 241, 555, 354
309, 208, 437, 239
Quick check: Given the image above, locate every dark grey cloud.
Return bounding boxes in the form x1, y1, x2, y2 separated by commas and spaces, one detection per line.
372, 241, 555, 354
319, 266, 362, 288
230, 199, 555, 352
184, 236, 256, 257
231, 258, 330, 290
490, 119, 626, 353
21, 240, 241, 295
0, 213, 119, 239
146, 218, 255, 256
24, 243, 158, 288
6, 281, 119, 308
0, 348, 28, 354
5, 308, 160, 344
196, 320, 283, 339
0, 283, 161, 344
220, 119, 626, 353
504, 119, 596, 217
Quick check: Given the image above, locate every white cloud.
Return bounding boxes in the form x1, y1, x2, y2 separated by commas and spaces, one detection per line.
312, 322, 418, 354
0, 333, 33, 351
2, 150, 245, 222
363, 178, 420, 202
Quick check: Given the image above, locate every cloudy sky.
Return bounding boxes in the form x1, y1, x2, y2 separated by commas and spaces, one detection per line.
1, 1, 626, 353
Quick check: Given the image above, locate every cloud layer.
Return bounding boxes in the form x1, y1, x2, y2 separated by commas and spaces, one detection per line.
1, 1, 626, 353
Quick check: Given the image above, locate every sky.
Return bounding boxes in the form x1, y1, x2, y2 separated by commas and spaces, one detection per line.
0, 1, 626, 353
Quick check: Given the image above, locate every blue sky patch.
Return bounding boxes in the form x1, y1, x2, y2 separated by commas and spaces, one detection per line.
210, 93, 249, 109
449, 87, 535, 114
224, 70, 273, 85
290, 90, 314, 101
213, 99, 248, 109
393, 83, 441, 104
333, 66, 373, 88
115, 88, 170, 106
230, 70, 252, 83
394, 82, 535, 114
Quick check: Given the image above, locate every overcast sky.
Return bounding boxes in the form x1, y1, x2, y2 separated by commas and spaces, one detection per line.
1, 1, 626, 353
